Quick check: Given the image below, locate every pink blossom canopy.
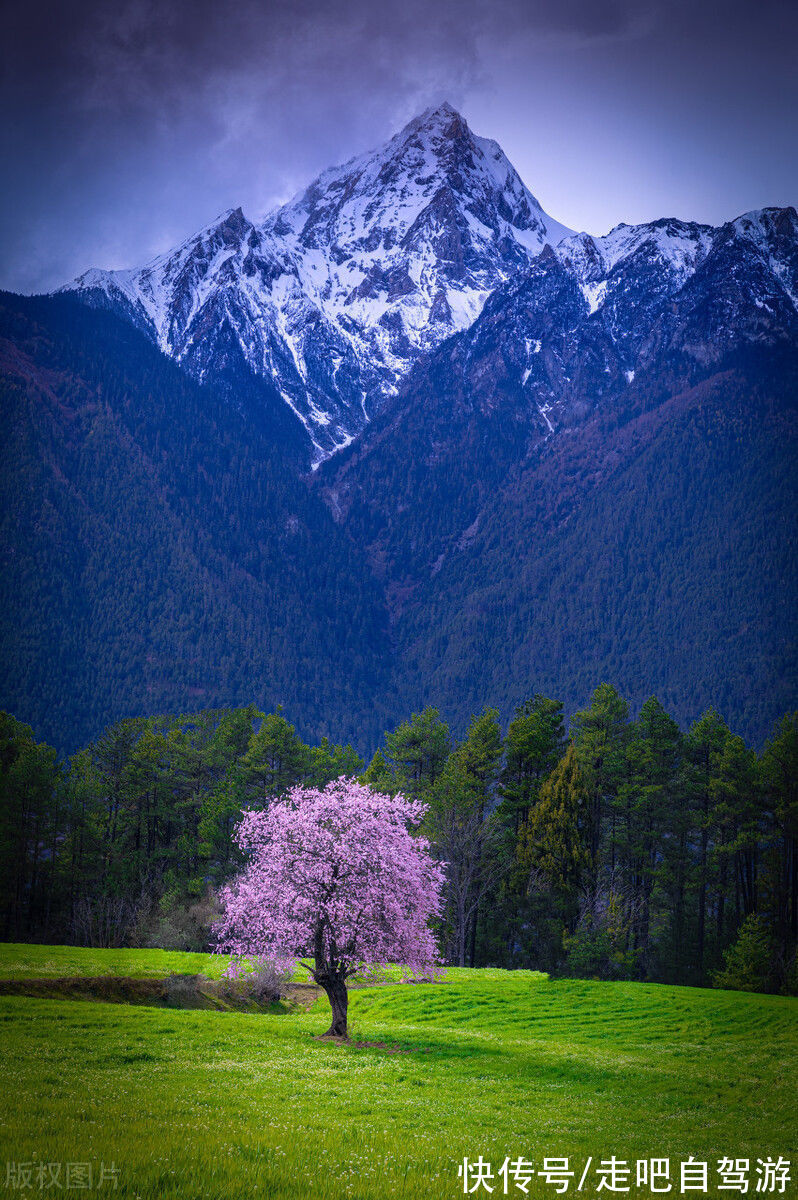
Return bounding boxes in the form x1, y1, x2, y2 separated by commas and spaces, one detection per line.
215, 778, 445, 979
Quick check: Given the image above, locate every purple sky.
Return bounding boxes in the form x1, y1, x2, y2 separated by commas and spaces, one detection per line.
2, 0, 796, 294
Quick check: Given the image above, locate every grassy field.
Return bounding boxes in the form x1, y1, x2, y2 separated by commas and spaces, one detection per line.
0, 943, 545, 988
0, 947, 795, 1200
0, 943, 233, 980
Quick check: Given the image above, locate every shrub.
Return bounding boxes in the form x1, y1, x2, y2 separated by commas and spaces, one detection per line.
71, 894, 136, 948
135, 891, 220, 952
563, 882, 641, 981
781, 950, 798, 997
223, 957, 293, 1006
713, 914, 775, 993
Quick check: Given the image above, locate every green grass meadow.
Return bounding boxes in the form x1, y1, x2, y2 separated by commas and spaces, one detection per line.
0, 943, 233, 981
0, 946, 795, 1199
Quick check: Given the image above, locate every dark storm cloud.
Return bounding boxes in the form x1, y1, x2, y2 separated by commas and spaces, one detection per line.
1, 0, 796, 292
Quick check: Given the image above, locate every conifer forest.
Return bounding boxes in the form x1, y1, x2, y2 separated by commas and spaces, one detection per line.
3, 689, 795, 995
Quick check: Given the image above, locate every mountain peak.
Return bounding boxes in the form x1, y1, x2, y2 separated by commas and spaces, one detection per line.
265, 101, 572, 259
409, 100, 464, 131
422, 99, 459, 117
395, 101, 476, 162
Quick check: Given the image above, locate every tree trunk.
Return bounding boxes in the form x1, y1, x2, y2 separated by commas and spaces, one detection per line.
717, 853, 727, 944
468, 900, 479, 968
319, 974, 348, 1039
697, 814, 708, 977
456, 896, 467, 967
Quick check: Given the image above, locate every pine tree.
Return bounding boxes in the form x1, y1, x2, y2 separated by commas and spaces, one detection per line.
425, 753, 499, 967
571, 684, 630, 884
618, 697, 683, 973
363, 750, 398, 792
383, 707, 451, 798
684, 709, 732, 977
304, 737, 363, 787
713, 914, 774, 992
759, 713, 798, 969
500, 695, 565, 833
243, 709, 310, 803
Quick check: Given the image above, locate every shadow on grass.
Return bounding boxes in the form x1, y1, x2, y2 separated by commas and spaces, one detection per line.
326, 1024, 632, 1091
0, 975, 289, 1013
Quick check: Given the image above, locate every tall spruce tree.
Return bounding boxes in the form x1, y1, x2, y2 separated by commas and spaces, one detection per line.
527, 743, 593, 898
500, 695, 565, 832
759, 713, 798, 973
684, 709, 732, 978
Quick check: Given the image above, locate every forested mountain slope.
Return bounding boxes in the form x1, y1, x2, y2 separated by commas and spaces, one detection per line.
0, 293, 390, 751
1, 286, 796, 752
383, 352, 797, 742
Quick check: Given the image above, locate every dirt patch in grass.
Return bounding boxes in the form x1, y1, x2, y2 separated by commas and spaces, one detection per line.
350, 1040, 430, 1053
283, 982, 323, 1009
312, 1031, 430, 1053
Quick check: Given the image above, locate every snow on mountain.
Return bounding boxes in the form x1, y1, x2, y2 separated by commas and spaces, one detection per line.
266, 102, 573, 351
557, 218, 715, 286
555, 207, 798, 330
391, 204, 798, 455
553, 218, 716, 360
58, 103, 574, 465
546, 207, 798, 373
729, 206, 798, 307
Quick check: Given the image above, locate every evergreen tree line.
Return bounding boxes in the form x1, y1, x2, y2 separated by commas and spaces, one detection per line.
1, 686, 796, 994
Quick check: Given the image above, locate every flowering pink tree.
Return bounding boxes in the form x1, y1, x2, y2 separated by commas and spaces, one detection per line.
214, 778, 445, 1038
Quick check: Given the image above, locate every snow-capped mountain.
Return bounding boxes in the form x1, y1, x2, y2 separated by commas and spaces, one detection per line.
56, 101, 797, 469
322, 204, 798, 538
59, 102, 573, 464
555, 205, 798, 363
443, 205, 798, 443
